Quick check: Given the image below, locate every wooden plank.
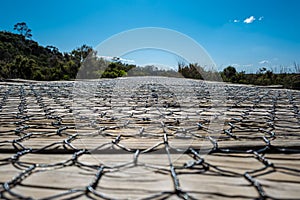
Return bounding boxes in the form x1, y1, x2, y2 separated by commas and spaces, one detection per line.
0, 78, 299, 199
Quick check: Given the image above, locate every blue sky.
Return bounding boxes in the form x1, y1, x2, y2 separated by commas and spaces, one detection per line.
1, 0, 300, 72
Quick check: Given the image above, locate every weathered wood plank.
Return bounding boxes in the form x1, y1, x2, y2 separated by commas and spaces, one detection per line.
0, 78, 299, 199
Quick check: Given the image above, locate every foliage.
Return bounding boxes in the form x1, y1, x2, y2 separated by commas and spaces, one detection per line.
0, 30, 91, 81
221, 66, 236, 82
178, 63, 203, 79
14, 22, 32, 39
128, 65, 180, 77
0, 23, 299, 90
220, 66, 300, 90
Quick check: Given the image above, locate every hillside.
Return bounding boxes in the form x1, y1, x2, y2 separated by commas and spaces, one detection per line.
0, 31, 174, 80
0, 30, 299, 89
0, 31, 85, 80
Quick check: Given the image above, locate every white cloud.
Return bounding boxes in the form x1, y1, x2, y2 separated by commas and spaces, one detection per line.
230, 63, 240, 67
232, 15, 262, 24
227, 63, 253, 68
118, 57, 135, 63
97, 55, 135, 64
244, 16, 256, 24
259, 60, 270, 64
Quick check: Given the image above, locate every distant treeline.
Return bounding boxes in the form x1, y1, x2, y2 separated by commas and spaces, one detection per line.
220, 66, 300, 89
0, 29, 92, 81
0, 23, 299, 89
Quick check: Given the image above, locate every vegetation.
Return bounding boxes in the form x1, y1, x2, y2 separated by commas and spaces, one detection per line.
0, 28, 90, 80
0, 23, 179, 80
128, 65, 180, 77
0, 22, 299, 90
220, 65, 300, 89
13, 22, 32, 39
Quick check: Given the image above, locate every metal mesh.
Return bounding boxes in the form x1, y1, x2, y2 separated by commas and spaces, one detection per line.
0, 77, 299, 200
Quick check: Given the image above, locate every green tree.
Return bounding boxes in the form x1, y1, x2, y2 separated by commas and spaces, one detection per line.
222, 66, 237, 82
71, 45, 93, 62
13, 22, 32, 39
178, 63, 203, 79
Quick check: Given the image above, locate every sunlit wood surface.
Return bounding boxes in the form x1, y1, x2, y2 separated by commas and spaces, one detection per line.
0, 77, 299, 199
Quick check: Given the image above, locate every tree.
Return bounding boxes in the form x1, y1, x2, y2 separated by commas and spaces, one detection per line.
71, 45, 93, 62
222, 66, 237, 82
46, 45, 59, 54
178, 63, 203, 79
257, 67, 267, 74
13, 22, 32, 39
294, 62, 300, 74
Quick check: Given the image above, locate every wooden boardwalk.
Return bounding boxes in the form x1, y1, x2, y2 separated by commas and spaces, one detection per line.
0, 77, 299, 199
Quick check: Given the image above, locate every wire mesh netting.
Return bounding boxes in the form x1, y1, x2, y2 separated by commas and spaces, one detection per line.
0, 77, 299, 200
